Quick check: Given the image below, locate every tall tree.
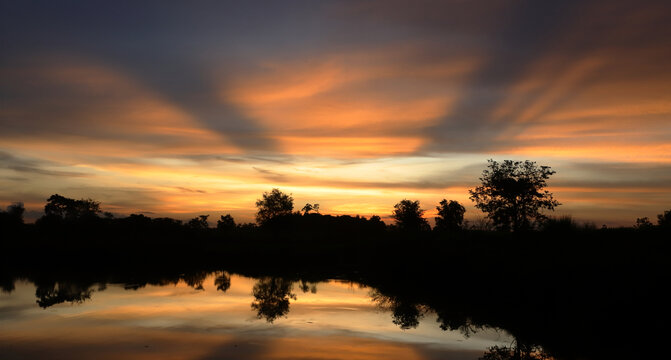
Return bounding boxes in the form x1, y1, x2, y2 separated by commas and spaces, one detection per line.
392, 199, 430, 232
255, 188, 294, 225
435, 199, 466, 232
469, 160, 559, 232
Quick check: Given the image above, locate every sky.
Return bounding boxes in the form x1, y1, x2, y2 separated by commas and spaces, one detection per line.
1, 0, 670, 226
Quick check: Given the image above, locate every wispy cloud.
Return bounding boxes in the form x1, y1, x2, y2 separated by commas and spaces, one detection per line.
0, 151, 90, 178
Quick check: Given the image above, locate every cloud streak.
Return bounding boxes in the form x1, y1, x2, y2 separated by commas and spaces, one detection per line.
1, 1, 670, 225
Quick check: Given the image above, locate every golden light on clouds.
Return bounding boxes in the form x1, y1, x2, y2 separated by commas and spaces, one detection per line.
223, 50, 476, 157
275, 136, 426, 157
0, 61, 239, 157
2, 1, 671, 225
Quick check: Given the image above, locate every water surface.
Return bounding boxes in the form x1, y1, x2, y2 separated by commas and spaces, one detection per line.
1, 273, 511, 359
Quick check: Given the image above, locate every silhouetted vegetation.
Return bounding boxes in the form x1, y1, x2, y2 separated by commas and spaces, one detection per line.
301, 202, 320, 214
44, 194, 100, 220
1, 162, 670, 360
635, 216, 654, 230
187, 214, 209, 230
0, 202, 24, 231
255, 188, 294, 225
216, 214, 236, 233
392, 199, 430, 232
658, 209, 671, 228
434, 199, 466, 232
469, 160, 559, 231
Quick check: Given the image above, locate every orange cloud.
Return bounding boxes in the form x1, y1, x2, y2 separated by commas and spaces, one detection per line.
275, 136, 426, 157
509, 143, 671, 163
0, 60, 239, 157
222, 49, 479, 157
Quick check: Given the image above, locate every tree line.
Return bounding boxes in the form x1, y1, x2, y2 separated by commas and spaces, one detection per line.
1, 159, 670, 234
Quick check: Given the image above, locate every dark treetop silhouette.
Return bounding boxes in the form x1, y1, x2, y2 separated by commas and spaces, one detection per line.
217, 214, 236, 233
255, 188, 294, 225
44, 194, 101, 220
435, 199, 466, 232
469, 160, 560, 232
392, 199, 430, 232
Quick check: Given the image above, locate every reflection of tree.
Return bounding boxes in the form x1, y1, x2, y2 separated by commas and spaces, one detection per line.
298, 279, 317, 294
436, 308, 482, 337
251, 277, 296, 323
0, 277, 15, 293
181, 271, 209, 290
215, 272, 231, 292
480, 342, 552, 360
35, 281, 94, 308
371, 291, 426, 330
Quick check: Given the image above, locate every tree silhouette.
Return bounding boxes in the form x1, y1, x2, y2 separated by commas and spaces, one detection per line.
657, 209, 671, 228
469, 160, 559, 232
187, 215, 209, 230
635, 217, 654, 230
5, 202, 25, 220
44, 194, 100, 220
392, 199, 430, 232
301, 203, 320, 215
435, 199, 465, 232
216, 214, 236, 232
255, 188, 294, 225
0, 202, 24, 229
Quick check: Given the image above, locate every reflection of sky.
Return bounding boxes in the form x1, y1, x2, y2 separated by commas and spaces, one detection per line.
2, 1, 670, 225
0, 274, 511, 360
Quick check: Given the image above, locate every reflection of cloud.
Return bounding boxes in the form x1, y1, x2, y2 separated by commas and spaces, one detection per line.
0, 327, 486, 360
1, 275, 508, 360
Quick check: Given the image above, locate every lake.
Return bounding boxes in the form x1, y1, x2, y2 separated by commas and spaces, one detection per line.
0, 272, 512, 360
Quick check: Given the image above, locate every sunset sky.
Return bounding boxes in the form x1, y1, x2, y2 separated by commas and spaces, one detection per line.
1, 0, 670, 226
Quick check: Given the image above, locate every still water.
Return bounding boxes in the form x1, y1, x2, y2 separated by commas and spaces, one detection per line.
1, 273, 511, 359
